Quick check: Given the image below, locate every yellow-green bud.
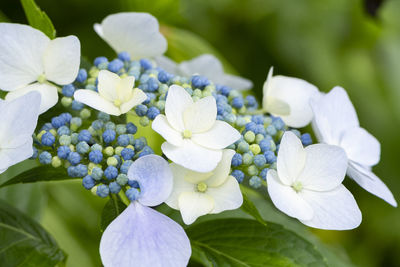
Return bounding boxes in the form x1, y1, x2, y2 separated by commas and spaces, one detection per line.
104, 146, 114, 156
250, 144, 261, 155
80, 108, 91, 119
197, 182, 208, 193
51, 156, 62, 168
61, 97, 73, 107
115, 146, 124, 156
107, 157, 118, 166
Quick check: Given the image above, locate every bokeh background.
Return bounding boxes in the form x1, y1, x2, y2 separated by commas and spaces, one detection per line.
0, 0, 399, 266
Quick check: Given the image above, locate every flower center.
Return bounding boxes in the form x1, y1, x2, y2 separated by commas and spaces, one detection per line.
197, 182, 208, 193
291, 181, 303, 193
113, 99, 122, 107
183, 130, 192, 139
37, 74, 46, 84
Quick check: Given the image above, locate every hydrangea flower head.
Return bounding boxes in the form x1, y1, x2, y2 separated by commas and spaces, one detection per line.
0, 91, 41, 173
267, 131, 362, 230
74, 70, 147, 116
152, 85, 241, 172
262, 67, 320, 127
100, 155, 191, 267
310, 86, 397, 206
0, 23, 80, 113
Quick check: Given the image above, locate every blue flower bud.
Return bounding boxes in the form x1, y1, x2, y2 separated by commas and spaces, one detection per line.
191, 75, 209, 89
254, 154, 267, 168
116, 124, 127, 135
128, 180, 140, 188
108, 59, 124, 73
135, 104, 148, 117
76, 141, 90, 154
98, 112, 110, 122
126, 188, 140, 201
94, 56, 108, 67
78, 130, 92, 142
134, 138, 146, 151
245, 122, 257, 132
126, 122, 137, 134
237, 141, 250, 153
88, 150, 103, 164
232, 97, 244, 109
103, 129, 116, 143
121, 148, 135, 160
91, 167, 103, 181
51, 116, 65, 129
231, 170, 245, 183
109, 182, 121, 194
91, 144, 103, 152
68, 152, 81, 165
264, 151, 276, 164
39, 151, 52, 164
146, 106, 160, 120
260, 168, 269, 180
76, 69, 88, 83
75, 164, 88, 177
30, 147, 38, 159
71, 100, 84, 111
41, 123, 54, 131
272, 117, 285, 130
67, 166, 78, 177
301, 133, 312, 146
41, 132, 55, 146
57, 145, 71, 159
246, 95, 257, 108
266, 125, 277, 136
117, 134, 130, 147
82, 175, 95, 190
118, 51, 130, 62
92, 120, 104, 130
259, 138, 271, 152
138, 146, 153, 157
104, 166, 118, 180
249, 176, 262, 188
120, 160, 133, 174
62, 84, 75, 97
105, 121, 116, 130
231, 153, 243, 167
71, 133, 79, 145
140, 59, 152, 70
57, 126, 70, 136
116, 174, 129, 186
96, 184, 110, 198
158, 70, 172, 83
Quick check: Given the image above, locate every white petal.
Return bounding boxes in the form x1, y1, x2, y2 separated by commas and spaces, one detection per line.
300, 185, 362, 230
155, 55, 179, 74
178, 191, 214, 225
0, 23, 48, 91
311, 86, 359, 144
97, 12, 167, 59
119, 88, 147, 114
277, 131, 306, 185
0, 140, 33, 174
165, 85, 193, 132
262, 68, 319, 127
263, 96, 290, 116
127, 155, 173, 207
116, 76, 135, 101
5, 83, 58, 114
98, 70, 120, 101
191, 121, 241, 150
178, 54, 224, 79
340, 127, 380, 167
267, 170, 314, 221
206, 149, 236, 187
43, 36, 81, 85
73, 89, 121, 116
152, 115, 183, 146
347, 162, 397, 207
298, 144, 348, 191
183, 96, 217, 133
165, 163, 196, 210
162, 140, 222, 173
93, 23, 104, 38
207, 176, 243, 214
100, 203, 191, 267
219, 73, 253, 91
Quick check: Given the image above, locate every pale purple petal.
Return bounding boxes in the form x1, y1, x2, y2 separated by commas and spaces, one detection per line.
100, 203, 191, 267
127, 155, 173, 206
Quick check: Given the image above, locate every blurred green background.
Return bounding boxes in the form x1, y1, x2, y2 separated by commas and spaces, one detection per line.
0, 0, 399, 266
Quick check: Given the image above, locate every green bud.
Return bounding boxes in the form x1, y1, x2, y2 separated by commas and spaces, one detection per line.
115, 146, 124, 156
49, 129, 57, 137
193, 89, 202, 97
250, 144, 261, 155
80, 108, 91, 119
61, 97, 72, 107
87, 77, 96, 85
244, 131, 256, 143
192, 96, 200, 102
89, 67, 99, 78
255, 134, 264, 144
242, 153, 253, 165
36, 130, 46, 141
140, 117, 150, 127
51, 156, 62, 168
59, 135, 71, 146
237, 141, 250, 153
247, 165, 259, 176
116, 174, 129, 186
107, 157, 118, 166
91, 185, 98, 196
202, 90, 212, 97
104, 146, 114, 156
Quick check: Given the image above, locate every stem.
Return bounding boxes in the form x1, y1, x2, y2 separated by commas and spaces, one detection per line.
118, 190, 131, 206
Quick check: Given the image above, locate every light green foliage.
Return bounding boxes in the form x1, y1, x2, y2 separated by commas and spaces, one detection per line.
21, 0, 56, 38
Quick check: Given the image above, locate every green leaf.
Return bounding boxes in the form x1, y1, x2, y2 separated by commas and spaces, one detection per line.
100, 195, 127, 232
0, 199, 66, 266
0, 165, 74, 188
20, 0, 56, 39
187, 218, 327, 267
240, 191, 267, 226
0, 10, 9, 22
